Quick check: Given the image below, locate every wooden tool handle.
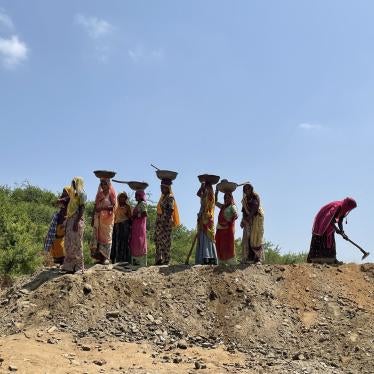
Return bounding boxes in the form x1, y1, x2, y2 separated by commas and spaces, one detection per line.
150, 164, 160, 170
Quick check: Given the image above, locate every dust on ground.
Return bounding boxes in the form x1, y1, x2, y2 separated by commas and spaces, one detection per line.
0, 262, 373, 373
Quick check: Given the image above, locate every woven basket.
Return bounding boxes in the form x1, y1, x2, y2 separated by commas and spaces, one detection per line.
155, 170, 178, 181
216, 179, 237, 193
126, 181, 148, 191
93, 170, 116, 179
198, 174, 220, 185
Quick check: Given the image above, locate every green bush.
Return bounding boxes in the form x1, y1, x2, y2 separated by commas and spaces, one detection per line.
0, 184, 55, 276
264, 241, 307, 264
0, 241, 42, 276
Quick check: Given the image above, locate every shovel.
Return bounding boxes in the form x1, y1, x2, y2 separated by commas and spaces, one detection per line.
335, 226, 370, 260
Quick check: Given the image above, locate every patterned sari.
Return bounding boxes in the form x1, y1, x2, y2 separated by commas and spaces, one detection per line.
154, 187, 179, 265
61, 177, 86, 273
90, 182, 116, 263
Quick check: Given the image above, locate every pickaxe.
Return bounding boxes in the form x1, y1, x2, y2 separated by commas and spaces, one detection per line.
335, 226, 370, 260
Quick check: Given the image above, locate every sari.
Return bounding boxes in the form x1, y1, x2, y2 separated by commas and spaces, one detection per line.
307, 197, 357, 263
241, 192, 265, 263
91, 180, 116, 263
155, 186, 179, 265
49, 220, 66, 265
195, 185, 218, 265
130, 190, 147, 266
61, 177, 86, 273
215, 193, 238, 264
111, 193, 132, 264
45, 212, 65, 265
46, 186, 70, 265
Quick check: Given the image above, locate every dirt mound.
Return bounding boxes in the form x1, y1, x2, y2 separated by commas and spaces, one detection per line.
0, 263, 373, 373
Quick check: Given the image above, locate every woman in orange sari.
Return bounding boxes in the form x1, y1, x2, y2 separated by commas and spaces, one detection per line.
215, 191, 238, 265
195, 182, 218, 265
90, 178, 116, 265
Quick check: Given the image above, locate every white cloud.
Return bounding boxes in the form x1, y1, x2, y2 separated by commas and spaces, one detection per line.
75, 14, 113, 39
128, 44, 164, 63
0, 9, 14, 30
75, 14, 114, 62
0, 35, 28, 68
298, 123, 323, 130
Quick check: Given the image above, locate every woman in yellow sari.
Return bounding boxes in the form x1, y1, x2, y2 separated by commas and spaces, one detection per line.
154, 178, 180, 265
195, 181, 218, 265
90, 178, 116, 265
61, 177, 86, 273
241, 183, 265, 264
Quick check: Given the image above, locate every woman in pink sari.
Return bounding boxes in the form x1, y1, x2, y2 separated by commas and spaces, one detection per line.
90, 178, 117, 265
307, 197, 357, 264
130, 190, 148, 266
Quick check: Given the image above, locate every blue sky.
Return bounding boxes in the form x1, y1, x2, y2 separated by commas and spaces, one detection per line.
1, 1, 373, 262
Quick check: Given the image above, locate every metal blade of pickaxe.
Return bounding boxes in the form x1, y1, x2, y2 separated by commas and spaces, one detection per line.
361, 251, 370, 261
345, 237, 370, 260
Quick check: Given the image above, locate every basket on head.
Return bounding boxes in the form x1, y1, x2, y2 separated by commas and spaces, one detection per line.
216, 179, 237, 193
126, 181, 149, 191
198, 174, 220, 185
156, 169, 178, 181
93, 170, 116, 179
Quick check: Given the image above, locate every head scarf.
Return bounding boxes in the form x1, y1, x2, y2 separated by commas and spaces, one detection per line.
66, 177, 86, 218
117, 191, 128, 201
67, 177, 84, 199
135, 190, 147, 202
58, 185, 71, 208
340, 197, 357, 218
95, 179, 116, 207
63, 185, 71, 194
117, 192, 131, 208
243, 183, 254, 192
73, 177, 84, 195
100, 177, 110, 184
114, 192, 132, 223
161, 178, 172, 186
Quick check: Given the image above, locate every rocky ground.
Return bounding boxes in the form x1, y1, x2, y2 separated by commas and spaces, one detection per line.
0, 262, 373, 373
